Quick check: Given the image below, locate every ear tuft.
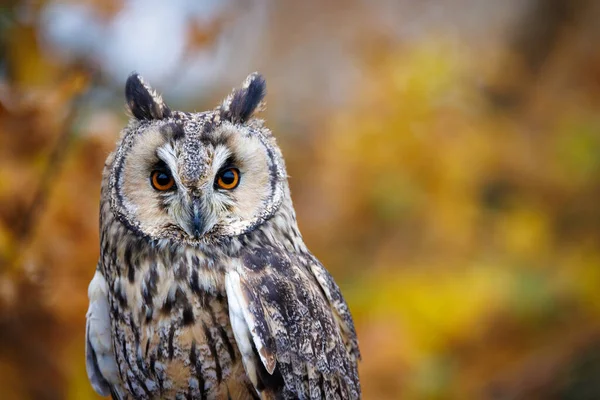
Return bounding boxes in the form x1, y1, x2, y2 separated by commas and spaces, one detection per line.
125, 73, 171, 120
221, 72, 266, 123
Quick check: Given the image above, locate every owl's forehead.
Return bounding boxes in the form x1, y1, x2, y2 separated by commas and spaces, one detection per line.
165, 111, 234, 184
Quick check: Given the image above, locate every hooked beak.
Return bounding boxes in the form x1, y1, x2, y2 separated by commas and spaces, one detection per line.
189, 198, 205, 239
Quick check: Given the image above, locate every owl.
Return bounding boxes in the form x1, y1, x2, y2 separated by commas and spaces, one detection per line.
85, 73, 360, 400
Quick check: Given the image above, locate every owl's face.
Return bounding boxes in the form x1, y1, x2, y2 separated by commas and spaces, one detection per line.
108, 74, 286, 243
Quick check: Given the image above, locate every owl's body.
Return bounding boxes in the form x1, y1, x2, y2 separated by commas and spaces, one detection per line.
86, 74, 360, 400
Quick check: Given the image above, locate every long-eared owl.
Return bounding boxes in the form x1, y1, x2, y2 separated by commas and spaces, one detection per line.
85, 73, 361, 399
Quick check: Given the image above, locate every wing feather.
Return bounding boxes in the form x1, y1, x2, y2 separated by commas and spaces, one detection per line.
225, 247, 360, 399
86, 269, 122, 398
309, 259, 361, 360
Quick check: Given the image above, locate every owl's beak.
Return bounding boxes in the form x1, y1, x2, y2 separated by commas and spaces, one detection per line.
188, 198, 205, 239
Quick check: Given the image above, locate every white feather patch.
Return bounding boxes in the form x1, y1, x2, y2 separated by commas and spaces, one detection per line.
86, 270, 120, 396
225, 270, 277, 378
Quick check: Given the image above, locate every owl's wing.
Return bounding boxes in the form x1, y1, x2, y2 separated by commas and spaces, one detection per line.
225, 247, 360, 399
86, 269, 123, 399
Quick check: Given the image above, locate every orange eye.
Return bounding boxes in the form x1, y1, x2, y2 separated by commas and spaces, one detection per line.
150, 170, 175, 191
216, 168, 240, 190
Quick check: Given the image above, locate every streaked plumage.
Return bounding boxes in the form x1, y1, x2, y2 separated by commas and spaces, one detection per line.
85, 73, 360, 399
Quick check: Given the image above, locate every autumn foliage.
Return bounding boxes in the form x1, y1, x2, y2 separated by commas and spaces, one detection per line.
1, 1, 600, 399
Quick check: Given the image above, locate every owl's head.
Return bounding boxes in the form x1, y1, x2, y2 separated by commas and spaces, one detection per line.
107, 73, 287, 243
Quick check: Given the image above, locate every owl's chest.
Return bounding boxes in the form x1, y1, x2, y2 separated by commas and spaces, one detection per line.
105, 256, 253, 399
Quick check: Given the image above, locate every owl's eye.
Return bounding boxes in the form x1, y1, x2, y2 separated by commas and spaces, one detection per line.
216, 168, 240, 190
150, 170, 175, 191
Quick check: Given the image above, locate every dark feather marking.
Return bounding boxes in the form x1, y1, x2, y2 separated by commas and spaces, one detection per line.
238, 248, 362, 398
215, 291, 224, 303
131, 316, 140, 344
109, 386, 122, 400
240, 284, 276, 356
197, 290, 209, 308
190, 341, 207, 400
134, 357, 149, 392
207, 300, 219, 327
174, 261, 188, 281
331, 376, 341, 400
125, 243, 135, 283
168, 323, 176, 360
125, 73, 171, 120
138, 380, 152, 400
101, 240, 110, 266
214, 156, 241, 180
189, 341, 197, 370
241, 249, 267, 271
142, 263, 159, 306
190, 269, 201, 294
130, 321, 152, 398
160, 122, 185, 141
191, 255, 201, 267
318, 373, 326, 400
113, 335, 126, 382
309, 257, 361, 359
199, 121, 228, 147
337, 376, 349, 399
161, 287, 179, 314
218, 325, 236, 362
250, 338, 284, 392
264, 145, 279, 195
111, 251, 122, 278
202, 321, 222, 383
149, 354, 156, 376
114, 280, 127, 307
245, 382, 260, 400
121, 341, 152, 398
145, 304, 153, 323
207, 299, 236, 362
142, 286, 152, 307
255, 230, 269, 247
261, 276, 295, 354
278, 360, 298, 396
145, 338, 151, 358
127, 263, 135, 283
282, 232, 295, 249
182, 305, 195, 326
227, 73, 266, 123
151, 352, 164, 397
122, 340, 132, 369
125, 377, 135, 397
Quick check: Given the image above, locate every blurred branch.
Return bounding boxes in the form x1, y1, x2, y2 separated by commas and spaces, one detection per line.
3, 68, 94, 272
16, 80, 83, 239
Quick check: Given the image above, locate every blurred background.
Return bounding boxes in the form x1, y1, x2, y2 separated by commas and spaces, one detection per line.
1, 0, 600, 398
